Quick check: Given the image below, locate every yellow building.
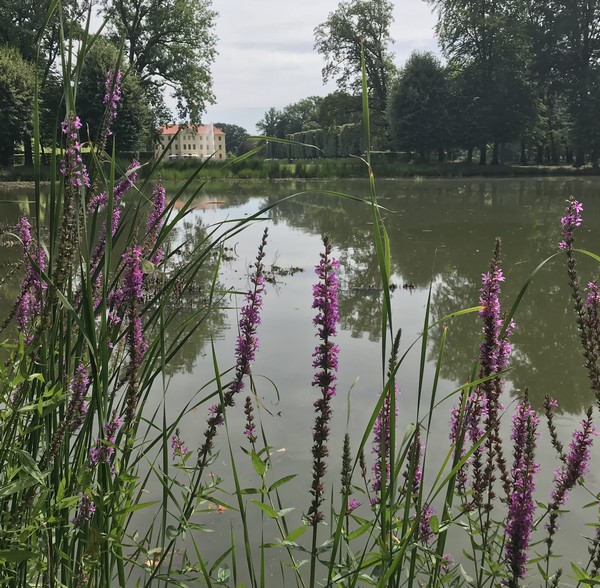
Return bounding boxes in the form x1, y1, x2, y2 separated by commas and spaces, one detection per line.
156, 124, 226, 161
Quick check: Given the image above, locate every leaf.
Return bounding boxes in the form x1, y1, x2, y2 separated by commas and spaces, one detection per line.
250, 451, 266, 476
115, 501, 159, 515
429, 515, 439, 534
277, 507, 295, 517
285, 525, 308, 542
250, 500, 279, 518
268, 474, 297, 492
347, 522, 371, 541
459, 563, 473, 583
0, 549, 37, 563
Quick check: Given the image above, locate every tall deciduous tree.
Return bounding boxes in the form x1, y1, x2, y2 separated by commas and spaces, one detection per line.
388, 52, 450, 160
100, 0, 217, 123
77, 38, 153, 152
0, 46, 36, 166
314, 0, 395, 111
427, 0, 535, 164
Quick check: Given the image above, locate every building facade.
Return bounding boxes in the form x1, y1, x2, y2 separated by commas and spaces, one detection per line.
156, 124, 226, 161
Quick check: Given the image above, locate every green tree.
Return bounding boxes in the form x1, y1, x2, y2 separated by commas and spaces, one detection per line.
0, 45, 36, 166
212, 123, 249, 156
314, 0, 395, 111
427, 0, 535, 164
316, 91, 362, 129
388, 52, 450, 160
76, 38, 153, 152
100, 0, 217, 123
555, 0, 600, 166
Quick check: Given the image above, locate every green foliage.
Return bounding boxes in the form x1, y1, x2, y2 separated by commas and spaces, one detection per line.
212, 122, 250, 156
76, 37, 153, 151
0, 45, 35, 166
100, 0, 217, 123
314, 0, 395, 110
388, 51, 450, 159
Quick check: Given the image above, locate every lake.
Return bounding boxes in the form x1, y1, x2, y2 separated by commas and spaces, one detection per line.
1, 176, 599, 582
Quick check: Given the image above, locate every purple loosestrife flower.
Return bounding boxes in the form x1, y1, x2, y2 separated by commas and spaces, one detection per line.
559, 198, 583, 251
171, 429, 190, 460
15, 216, 47, 341
243, 396, 257, 445
474, 239, 513, 504
144, 181, 166, 265
307, 235, 340, 525
550, 408, 596, 509
371, 384, 399, 499
347, 498, 361, 513
197, 230, 268, 469
122, 245, 148, 429
545, 408, 596, 559
504, 399, 540, 584
60, 114, 90, 190
104, 69, 122, 129
419, 503, 437, 545
73, 493, 95, 527
90, 415, 123, 466
70, 363, 89, 431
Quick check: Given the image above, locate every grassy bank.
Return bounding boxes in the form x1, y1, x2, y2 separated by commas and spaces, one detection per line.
3, 156, 600, 183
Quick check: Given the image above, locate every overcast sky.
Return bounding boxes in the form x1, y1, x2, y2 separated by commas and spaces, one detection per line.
202, 0, 440, 133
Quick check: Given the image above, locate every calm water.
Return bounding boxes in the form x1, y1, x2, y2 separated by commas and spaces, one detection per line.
1, 177, 599, 580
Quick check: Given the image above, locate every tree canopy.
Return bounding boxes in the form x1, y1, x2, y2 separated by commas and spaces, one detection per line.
314, 0, 395, 109
0, 45, 36, 165
76, 38, 153, 152
388, 52, 450, 159
100, 0, 218, 123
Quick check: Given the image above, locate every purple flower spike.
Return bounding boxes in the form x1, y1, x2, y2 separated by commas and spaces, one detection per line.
559, 198, 583, 251
311, 239, 340, 396
196, 231, 268, 470
145, 181, 166, 265
504, 399, 540, 582
171, 429, 190, 460
60, 114, 90, 190
73, 493, 95, 527
15, 215, 47, 340
90, 415, 123, 466
104, 69, 122, 123
307, 235, 340, 525
551, 409, 596, 508
70, 363, 89, 431
371, 384, 399, 498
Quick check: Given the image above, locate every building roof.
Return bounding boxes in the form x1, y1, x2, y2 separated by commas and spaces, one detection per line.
158, 124, 224, 136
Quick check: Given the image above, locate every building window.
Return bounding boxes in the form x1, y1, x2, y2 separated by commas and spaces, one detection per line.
192, 144, 196, 149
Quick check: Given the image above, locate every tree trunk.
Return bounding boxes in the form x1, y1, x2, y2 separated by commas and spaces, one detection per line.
0, 142, 13, 166
536, 145, 544, 165
491, 141, 500, 165
466, 146, 474, 164
565, 145, 573, 164
574, 146, 585, 167
479, 144, 487, 165
520, 139, 528, 165
437, 148, 444, 163
24, 133, 33, 167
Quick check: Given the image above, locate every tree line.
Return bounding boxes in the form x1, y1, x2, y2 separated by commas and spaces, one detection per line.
257, 0, 600, 167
